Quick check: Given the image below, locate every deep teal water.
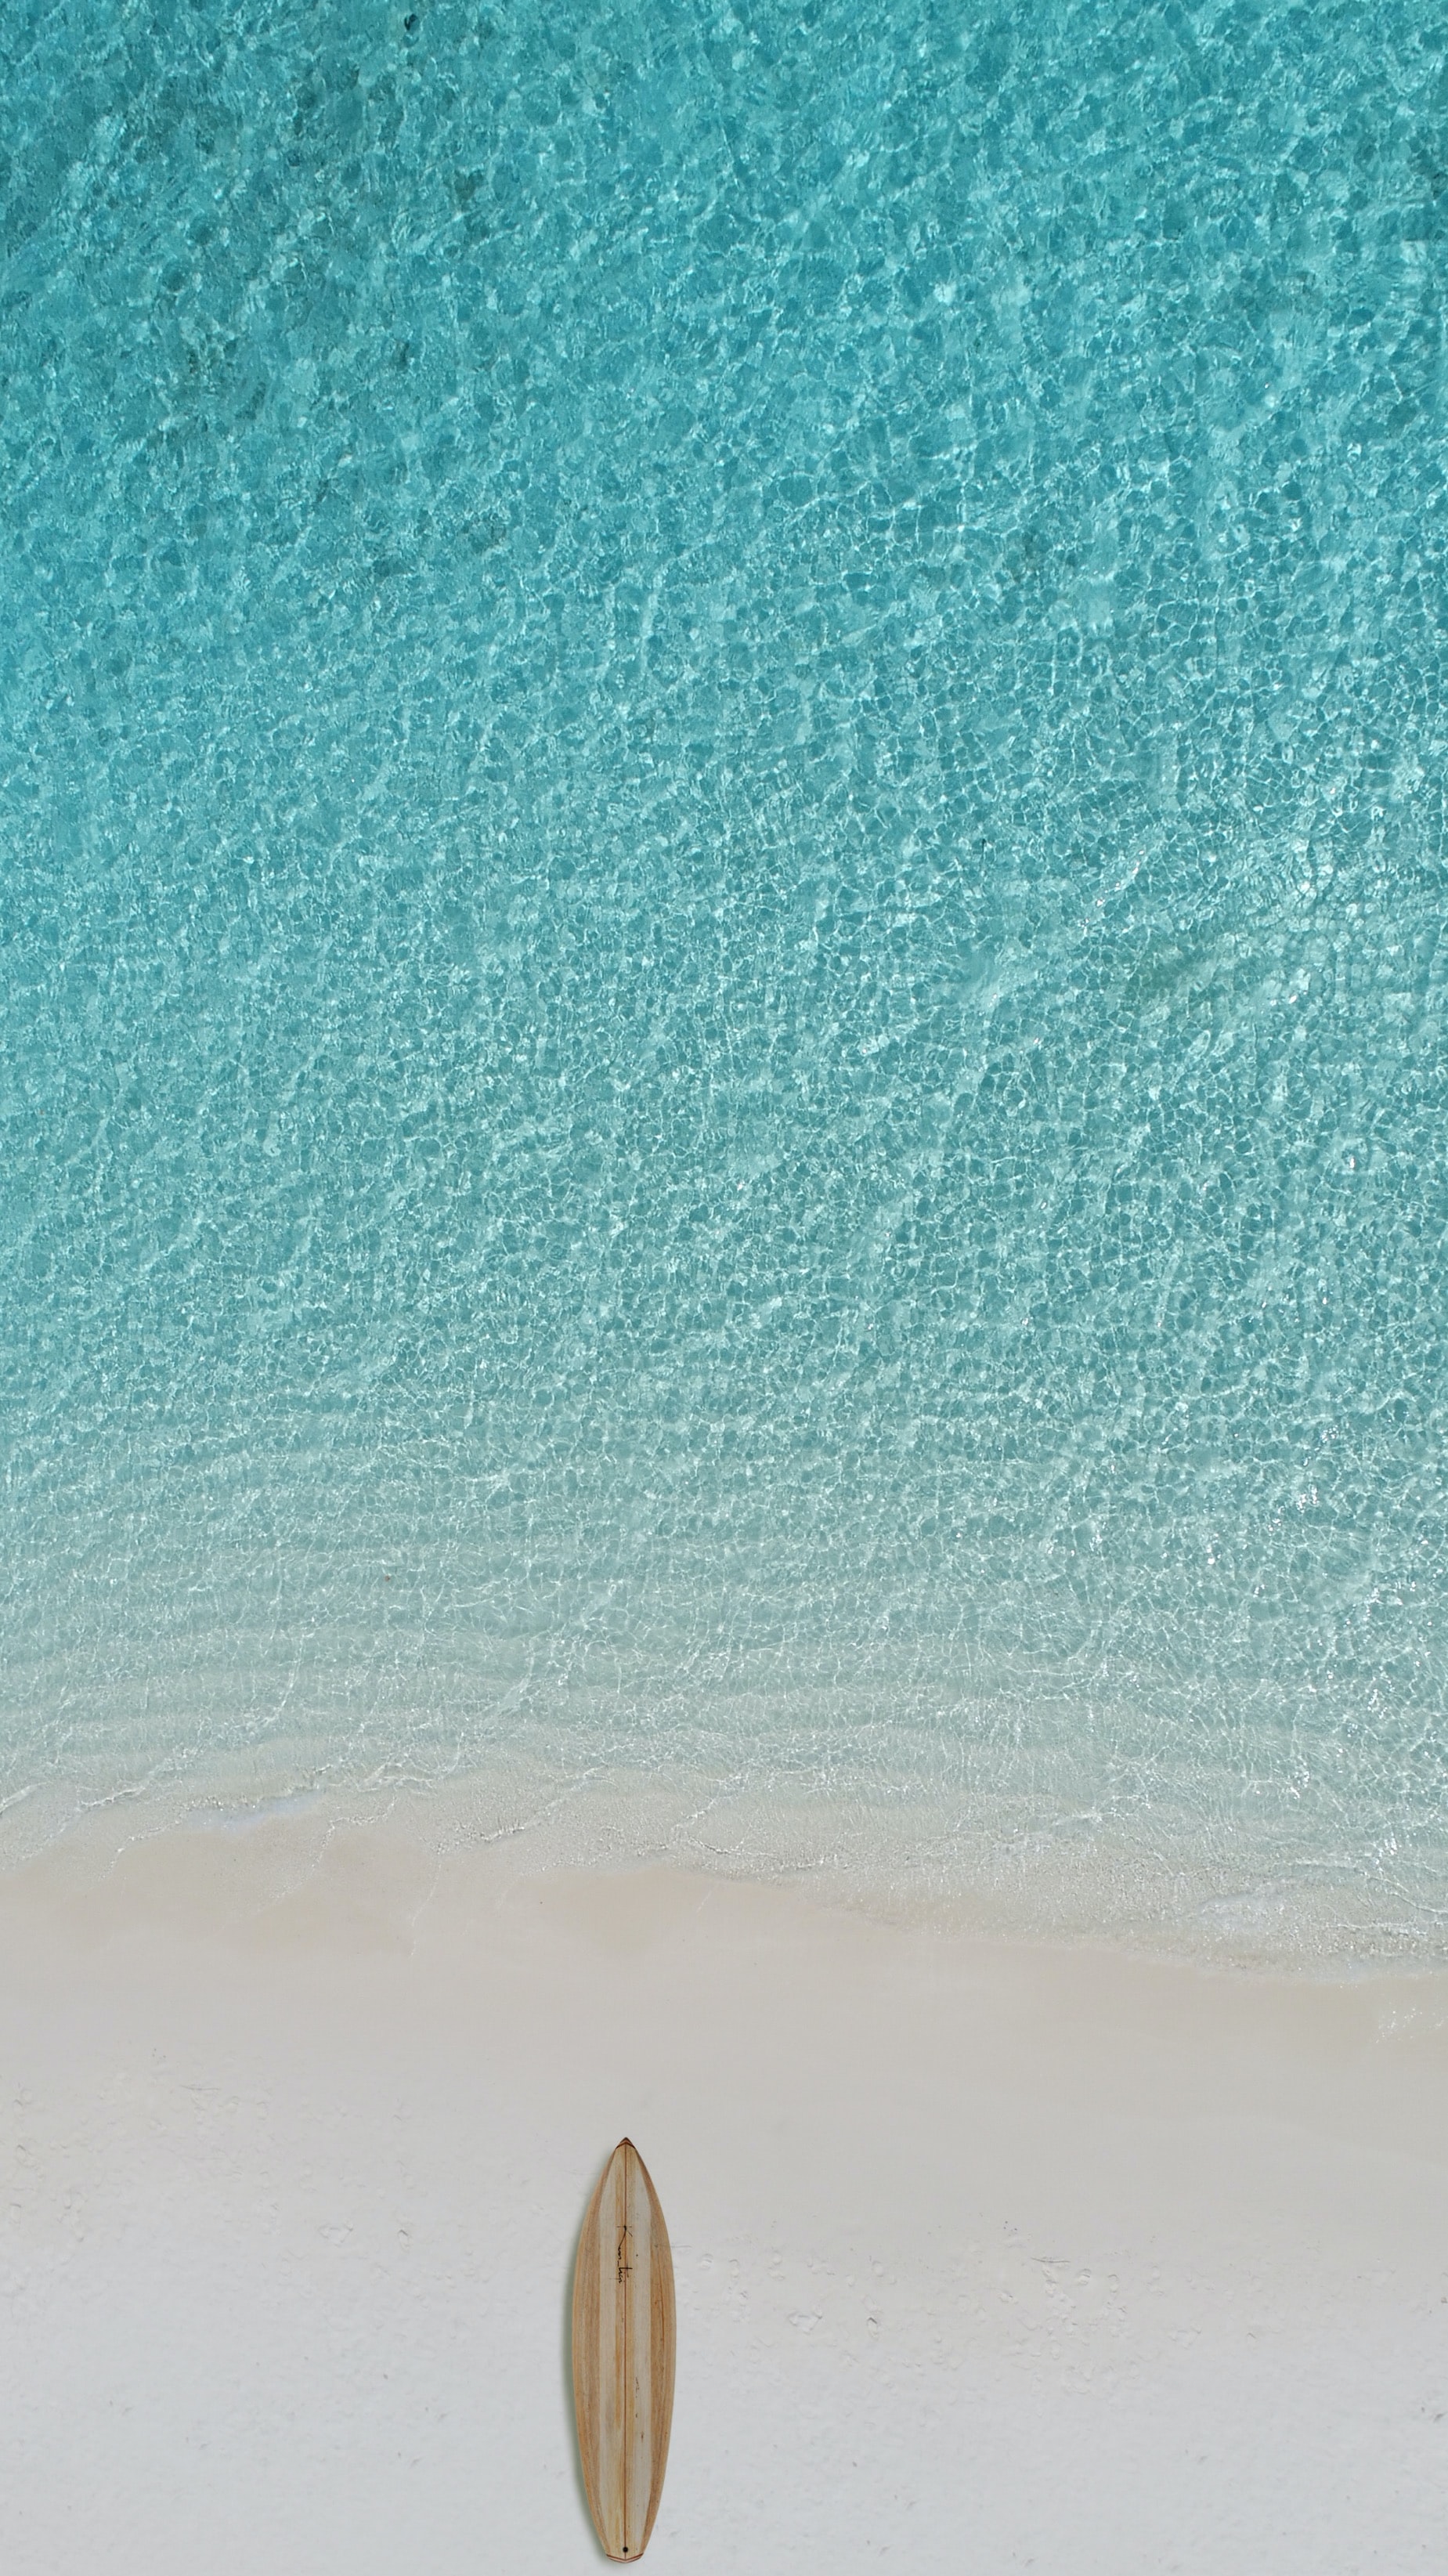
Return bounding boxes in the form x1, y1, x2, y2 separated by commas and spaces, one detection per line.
3, 1, 1446, 1942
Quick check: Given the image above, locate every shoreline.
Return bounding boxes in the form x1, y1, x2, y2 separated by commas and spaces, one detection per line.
2, 1750, 1446, 1975
2, 1807, 1446, 2571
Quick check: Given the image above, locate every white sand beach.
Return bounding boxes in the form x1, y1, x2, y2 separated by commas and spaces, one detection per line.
2, 1801, 1446, 2573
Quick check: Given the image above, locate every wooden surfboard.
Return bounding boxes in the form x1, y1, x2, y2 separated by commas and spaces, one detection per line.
571, 2139, 676, 2561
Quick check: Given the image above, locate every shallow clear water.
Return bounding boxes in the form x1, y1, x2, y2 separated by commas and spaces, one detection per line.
3, 1, 1446, 1949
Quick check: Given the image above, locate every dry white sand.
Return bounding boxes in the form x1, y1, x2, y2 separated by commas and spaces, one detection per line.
2, 1801, 1446, 2572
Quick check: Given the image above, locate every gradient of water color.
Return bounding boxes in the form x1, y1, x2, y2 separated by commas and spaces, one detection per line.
3, 0, 1446, 1948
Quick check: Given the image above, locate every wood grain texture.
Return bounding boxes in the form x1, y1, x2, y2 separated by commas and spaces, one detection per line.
571, 2140, 676, 2560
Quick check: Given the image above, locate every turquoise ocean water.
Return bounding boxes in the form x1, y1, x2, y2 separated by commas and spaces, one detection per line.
3, 1, 1446, 1951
